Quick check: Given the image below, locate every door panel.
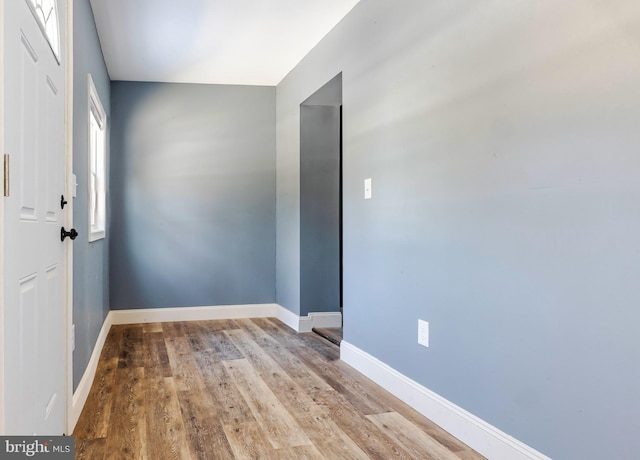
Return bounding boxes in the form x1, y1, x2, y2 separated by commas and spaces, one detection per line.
45, 77, 62, 223
16, 273, 39, 432
18, 33, 39, 222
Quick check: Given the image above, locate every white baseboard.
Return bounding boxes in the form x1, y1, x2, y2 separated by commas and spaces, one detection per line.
70, 312, 114, 432
274, 304, 301, 331
109, 303, 341, 333
273, 305, 342, 332
340, 341, 552, 460
299, 311, 342, 332
110, 303, 280, 325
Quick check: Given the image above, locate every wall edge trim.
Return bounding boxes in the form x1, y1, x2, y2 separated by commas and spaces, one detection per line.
339, 341, 552, 460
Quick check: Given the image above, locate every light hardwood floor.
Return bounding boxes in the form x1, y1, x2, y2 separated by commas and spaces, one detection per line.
73, 318, 485, 459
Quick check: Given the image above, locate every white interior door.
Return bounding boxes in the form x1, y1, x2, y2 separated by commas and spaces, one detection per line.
2, 0, 67, 434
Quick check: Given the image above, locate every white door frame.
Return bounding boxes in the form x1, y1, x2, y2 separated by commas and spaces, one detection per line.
0, 0, 74, 435
64, 0, 74, 435
0, 0, 6, 434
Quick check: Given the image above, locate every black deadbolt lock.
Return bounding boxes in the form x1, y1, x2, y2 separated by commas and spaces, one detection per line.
61, 195, 68, 209
61, 227, 78, 242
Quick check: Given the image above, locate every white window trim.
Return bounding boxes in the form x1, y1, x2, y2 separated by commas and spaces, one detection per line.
87, 74, 106, 242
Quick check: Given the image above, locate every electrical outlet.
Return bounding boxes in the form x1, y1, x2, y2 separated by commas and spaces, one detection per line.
72, 324, 75, 351
418, 320, 429, 347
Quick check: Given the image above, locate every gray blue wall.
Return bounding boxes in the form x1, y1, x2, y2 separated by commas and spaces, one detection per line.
109, 82, 276, 309
72, 0, 110, 391
276, 1, 640, 459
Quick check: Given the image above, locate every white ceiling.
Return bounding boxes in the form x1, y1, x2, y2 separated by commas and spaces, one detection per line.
89, 0, 360, 86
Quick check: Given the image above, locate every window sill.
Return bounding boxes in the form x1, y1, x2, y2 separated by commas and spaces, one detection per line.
88, 230, 105, 243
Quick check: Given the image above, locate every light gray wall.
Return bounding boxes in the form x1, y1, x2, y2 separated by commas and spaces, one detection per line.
72, 0, 111, 391
110, 82, 276, 309
276, 1, 640, 459
300, 105, 341, 316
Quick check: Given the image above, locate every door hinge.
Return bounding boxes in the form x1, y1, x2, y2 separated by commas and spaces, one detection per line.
3, 154, 9, 197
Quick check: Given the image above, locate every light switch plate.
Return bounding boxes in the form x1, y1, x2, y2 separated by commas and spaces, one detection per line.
418, 320, 429, 347
364, 178, 372, 199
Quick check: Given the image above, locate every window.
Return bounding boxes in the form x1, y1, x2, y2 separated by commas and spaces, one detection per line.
26, 0, 61, 62
88, 75, 106, 242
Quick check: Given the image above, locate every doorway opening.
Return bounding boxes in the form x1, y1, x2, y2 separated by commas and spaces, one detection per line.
299, 73, 343, 345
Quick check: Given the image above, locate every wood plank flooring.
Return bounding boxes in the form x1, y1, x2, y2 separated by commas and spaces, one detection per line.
312, 327, 343, 346
74, 318, 485, 460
